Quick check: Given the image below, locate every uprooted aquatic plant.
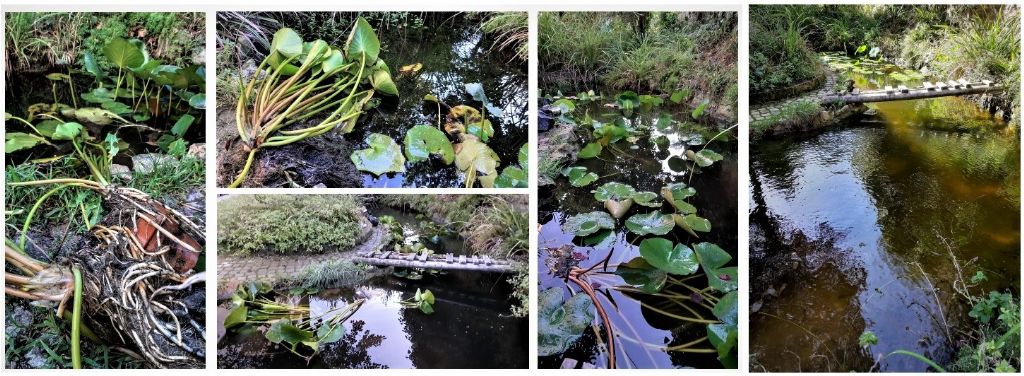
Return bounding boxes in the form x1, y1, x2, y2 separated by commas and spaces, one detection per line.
222, 281, 366, 362
230, 18, 398, 187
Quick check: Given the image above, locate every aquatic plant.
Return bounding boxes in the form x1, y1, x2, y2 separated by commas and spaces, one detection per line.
223, 282, 365, 361
229, 19, 398, 187
399, 288, 436, 314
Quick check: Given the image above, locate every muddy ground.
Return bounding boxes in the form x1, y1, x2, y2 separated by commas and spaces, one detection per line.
216, 108, 363, 188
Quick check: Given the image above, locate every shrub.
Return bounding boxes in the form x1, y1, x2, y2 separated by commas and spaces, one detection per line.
218, 195, 364, 255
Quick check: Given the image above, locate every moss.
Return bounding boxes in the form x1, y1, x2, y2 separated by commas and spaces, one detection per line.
751, 100, 823, 141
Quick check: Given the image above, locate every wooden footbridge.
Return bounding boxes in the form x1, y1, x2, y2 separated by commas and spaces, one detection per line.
353, 250, 520, 273
820, 79, 1002, 105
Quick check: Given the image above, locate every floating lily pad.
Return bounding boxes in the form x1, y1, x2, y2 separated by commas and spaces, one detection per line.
562, 166, 598, 187
594, 182, 636, 201
614, 257, 667, 293
639, 238, 700, 275
494, 166, 527, 188
708, 322, 737, 367
351, 133, 406, 176
616, 91, 640, 113
625, 211, 675, 236
578, 142, 602, 159
538, 287, 595, 357
404, 125, 454, 164
561, 211, 615, 237
690, 149, 723, 167
551, 98, 575, 114
632, 191, 660, 207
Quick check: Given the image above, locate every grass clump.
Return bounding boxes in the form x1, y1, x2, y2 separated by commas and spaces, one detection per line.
481, 12, 528, 62
291, 259, 369, 289
462, 196, 528, 259
750, 100, 823, 141
218, 195, 364, 255
749, 6, 825, 94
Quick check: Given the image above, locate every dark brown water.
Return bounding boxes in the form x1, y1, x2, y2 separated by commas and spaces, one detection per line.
538, 103, 737, 369
217, 208, 527, 369
750, 55, 1020, 372
348, 22, 527, 188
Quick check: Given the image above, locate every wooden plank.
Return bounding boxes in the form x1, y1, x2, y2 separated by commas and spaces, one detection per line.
380, 251, 392, 259
936, 82, 948, 90
982, 79, 993, 86
884, 85, 894, 94
947, 80, 961, 89
923, 82, 934, 91
897, 85, 908, 93
471, 255, 479, 264
958, 79, 972, 88
446, 253, 454, 263
458, 255, 466, 264
418, 252, 428, 261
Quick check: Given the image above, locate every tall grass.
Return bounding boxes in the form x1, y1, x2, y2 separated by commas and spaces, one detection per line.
481, 12, 528, 62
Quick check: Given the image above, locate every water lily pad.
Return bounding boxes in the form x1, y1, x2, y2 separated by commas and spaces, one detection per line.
351, 133, 406, 176
346, 17, 380, 62
578, 142, 602, 159
454, 138, 500, 187
466, 119, 494, 142
639, 238, 699, 275
616, 91, 640, 112
562, 166, 598, 187
713, 291, 738, 326
594, 182, 636, 201
223, 304, 247, 329
265, 320, 314, 349
81, 87, 115, 104
632, 191, 660, 207
694, 242, 731, 271
708, 322, 737, 366
662, 183, 697, 213
679, 214, 711, 233
404, 125, 454, 164
562, 211, 615, 237
614, 257, 667, 293
690, 149, 723, 167
271, 28, 303, 58
494, 166, 527, 188
538, 287, 595, 356
625, 211, 675, 236
655, 113, 674, 129
707, 266, 737, 293
188, 94, 206, 109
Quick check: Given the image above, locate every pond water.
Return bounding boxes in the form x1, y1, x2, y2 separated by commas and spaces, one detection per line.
749, 55, 1020, 372
347, 21, 527, 188
538, 103, 738, 369
218, 206, 527, 369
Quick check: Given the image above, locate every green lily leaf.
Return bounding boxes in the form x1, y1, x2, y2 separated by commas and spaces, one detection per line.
99, 100, 131, 115
655, 113, 674, 130
551, 98, 575, 114
639, 238, 699, 275
35, 120, 61, 138
420, 289, 435, 305
707, 266, 737, 292
103, 38, 145, 69
418, 300, 434, 314
679, 214, 711, 233
538, 287, 595, 356
562, 211, 615, 237
83, 52, 104, 79
625, 211, 675, 236
265, 320, 314, 347
5, 133, 47, 153
53, 122, 83, 140
713, 291, 738, 326
707, 323, 737, 366
616, 91, 640, 112
632, 191, 660, 207
561, 166, 598, 187
578, 142, 602, 159
189, 94, 206, 109
614, 257, 667, 293
322, 49, 346, 74
81, 87, 115, 104
346, 17, 381, 63
594, 182, 636, 201
466, 119, 494, 142
688, 149, 723, 168
371, 68, 398, 96
518, 143, 528, 171
223, 304, 248, 329
351, 133, 406, 176
316, 323, 344, 344
494, 166, 527, 188
404, 125, 454, 164
271, 28, 303, 58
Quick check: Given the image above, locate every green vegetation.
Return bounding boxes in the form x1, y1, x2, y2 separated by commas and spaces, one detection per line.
750, 5, 1020, 126
539, 12, 737, 109
750, 100, 823, 141
480, 12, 528, 62
292, 259, 370, 289
218, 195, 364, 255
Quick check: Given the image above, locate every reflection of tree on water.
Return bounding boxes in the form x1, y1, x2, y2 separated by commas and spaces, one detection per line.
319, 320, 388, 369
400, 293, 527, 368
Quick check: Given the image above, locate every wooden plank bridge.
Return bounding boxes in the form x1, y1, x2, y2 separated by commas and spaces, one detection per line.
820, 79, 1002, 105
353, 250, 519, 273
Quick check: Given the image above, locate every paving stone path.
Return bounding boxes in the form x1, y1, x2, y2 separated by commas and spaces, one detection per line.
751, 70, 838, 122
217, 225, 385, 297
